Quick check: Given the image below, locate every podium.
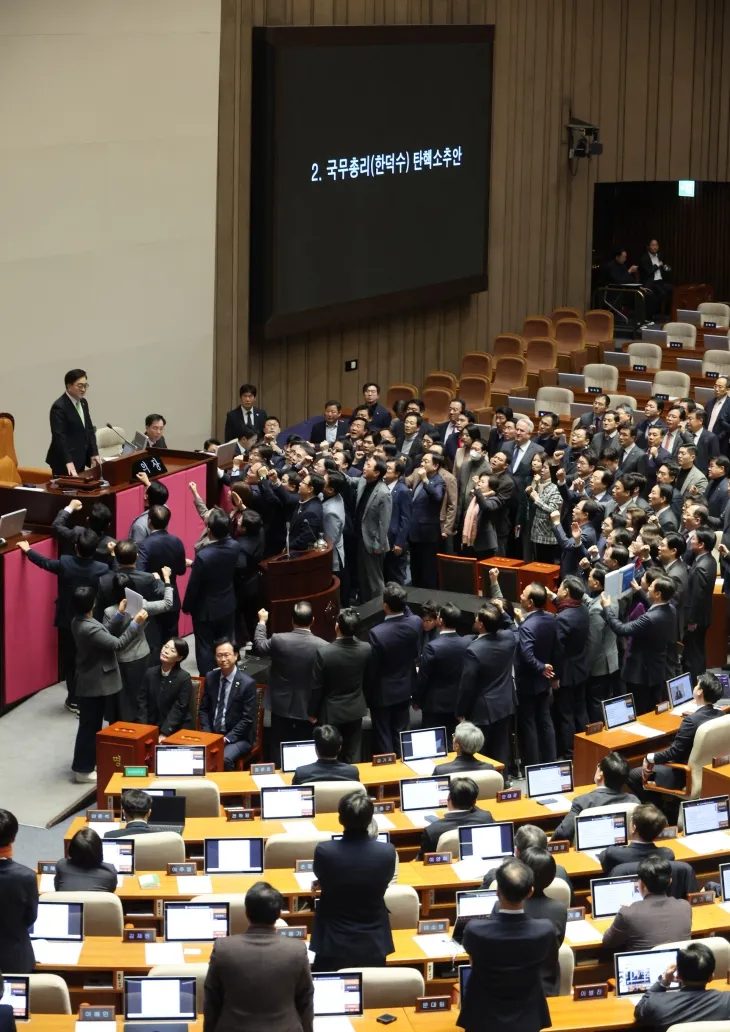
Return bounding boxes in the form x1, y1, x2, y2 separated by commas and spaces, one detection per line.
259, 542, 340, 640
96, 722, 158, 809
165, 729, 225, 772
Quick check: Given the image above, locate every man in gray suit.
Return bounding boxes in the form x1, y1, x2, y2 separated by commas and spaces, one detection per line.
602, 855, 691, 952
69, 586, 148, 784
634, 942, 730, 1032
322, 470, 347, 601
354, 456, 392, 602
203, 881, 313, 1032
676, 444, 708, 497
254, 601, 327, 766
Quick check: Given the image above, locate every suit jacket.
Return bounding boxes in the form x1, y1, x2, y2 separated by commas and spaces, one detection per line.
601, 602, 678, 685
469, 487, 502, 554
435, 754, 495, 775
585, 594, 619, 677
602, 893, 691, 952
656, 506, 679, 533
366, 402, 392, 431
46, 392, 98, 474
592, 429, 620, 456
51, 509, 114, 566
420, 805, 494, 856
367, 608, 422, 706
554, 603, 590, 686
707, 476, 729, 521
309, 418, 349, 445
104, 820, 159, 839
224, 405, 267, 442
552, 786, 640, 843
94, 568, 164, 620
514, 609, 556, 696
705, 394, 730, 445
415, 631, 475, 715
71, 615, 141, 698
491, 471, 517, 538
137, 531, 187, 611
638, 250, 670, 286
677, 463, 708, 497
355, 478, 392, 554
458, 912, 555, 1032
552, 521, 597, 580
492, 894, 567, 998
311, 835, 396, 964
636, 417, 667, 451
618, 446, 648, 477
309, 637, 371, 724
25, 550, 109, 629
408, 474, 446, 543
292, 757, 360, 785
653, 704, 723, 766
322, 494, 345, 571
199, 667, 256, 745
182, 537, 239, 620
137, 664, 194, 736
685, 551, 717, 629
289, 497, 324, 551
690, 427, 720, 474
0, 1005, 15, 1032
254, 625, 327, 720
487, 427, 511, 458
635, 982, 730, 1032
599, 840, 675, 875
664, 558, 689, 639
53, 858, 118, 892
456, 625, 516, 726
0, 859, 38, 974
204, 926, 313, 1032
387, 479, 412, 551
645, 447, 674, 490
507, 441, 545, 490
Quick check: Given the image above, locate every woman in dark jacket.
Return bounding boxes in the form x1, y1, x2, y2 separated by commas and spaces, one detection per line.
55, 827, 117, 892
137, 638, 194, 739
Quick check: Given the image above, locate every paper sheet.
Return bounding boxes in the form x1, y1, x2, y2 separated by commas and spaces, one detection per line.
177, 875, 212, 894
403, 809, 438, 829
412, 933, 460, 959
76, 1023, 115, 1032
144, 942, 185, 964
673, 702, 697, 715
717, 901, 730, 913
252, 773, 285, 789
282, 820, 317, 835
405, 759, 437, 776
295, 871, 317, 890
91, 823, 121, 837
620, 722, 666, 739
124, 587, 144, 619
374, 813, 395, 830
452, 858, 488, 882
39, 873, 55, 892
577, 850, 603, 865
536, 796, 571, 813
563, 920, 604, 945
32, 940, 83, 966
679, 830, 730, 854
314, 1017, 355, 1032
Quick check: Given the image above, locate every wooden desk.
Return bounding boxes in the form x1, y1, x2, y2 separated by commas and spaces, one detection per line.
21, 1009, 405, 1030
703, 762, 730, 799
573, 710, 683, 786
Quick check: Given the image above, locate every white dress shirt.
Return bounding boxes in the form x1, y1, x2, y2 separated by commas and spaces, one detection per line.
650, 252, 662, 281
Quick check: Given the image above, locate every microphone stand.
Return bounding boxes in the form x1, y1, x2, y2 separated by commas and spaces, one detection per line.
106, 423, 138, 452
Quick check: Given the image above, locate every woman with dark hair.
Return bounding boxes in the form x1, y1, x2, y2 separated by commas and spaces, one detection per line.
137, 638, 194, 740
54, 827, 117, 891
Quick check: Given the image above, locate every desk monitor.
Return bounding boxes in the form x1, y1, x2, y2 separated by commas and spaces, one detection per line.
525, 761, 573, 799
261, 785, 315, 821
0, 976, 29, 1021
154, 745, 206, 777
459, 822, 514, 861
30, 901, 84, 941
557, 373, 585, 391
615, 947, 678, 998
147, 795, 186, 829
163, 902, 229, 942
590, 875, 642, 918
720, 863, 730, 902
312, 973, 363, 1017
204, 837, 264, 874
575, 811, 628, 852
681, 795, 730, 836
667, 672, 694, 709
641, 328, 667, 347
676, 309, 702, 326
399, 776, 450, 813
145, 788, 177, 797
458, 964, 471, 1000
602, 693, 636, 730
280, 740, 319, 773
0, 509, 26, 539
456, 889, 498, 917
717, 674, 730, 699
101, 838, 135, 875
216, 440, 239, 468
400, 727, 448, 762
132, 431, 151, 450
124, 976, 197, 1022
333, 832, 390, 843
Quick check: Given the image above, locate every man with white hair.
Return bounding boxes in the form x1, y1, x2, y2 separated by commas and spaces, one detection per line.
507, 418, 544, 490
434, 721, 496, 775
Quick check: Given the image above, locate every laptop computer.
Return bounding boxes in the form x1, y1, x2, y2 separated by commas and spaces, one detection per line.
557, 373, 585, 391
641, 329, 667, 346
601, 693, 637, 731
458, 822, 515, 861
570, 402, 594, 418
625, 378, 653, 398
614, 947, 678, 999
452, 889, 498, 943
703, 333, 730, 350
0, 509, 26, 539
458, 964, 471, 1001
154, 745, 206, 777
667, 672, 695, 713
717, 674, 730, 699
216, 439, 239, 468
399, 776, 450, 816
525, 760, 574, 800
101, 838, 135, 875
0, 976, 29, 1021
719, 862, 730, 901
574, 811, 628, 853
30, 901, 84, 941
280, 740, 318, 773
676, 309, 701, 326
400, 727, 448, 774
676, 357, 703, 376
124, 976, 196, 1024
260, 786, 315, 821
132, 431, 151, 450
681, 795, 730, 836
122, 792, 186, 835
164, 902, 230, 942
603, 351, 630, 370
312, 973, 363, 1017
204, 837, 264, 874
590, 875, 642, 918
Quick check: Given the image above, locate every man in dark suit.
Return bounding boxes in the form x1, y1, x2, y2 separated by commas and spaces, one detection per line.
383, 459, 411, 585
311, 792, 396, 970
198, 639, 256, 769
552, 576, 590, 759
0, 809, 38, 975
514, 582, 557, 767
52, 499, 114, 566
638, 238, 673, 315
550, 500, 599, 579
600, 803, 675, 874
552, 752, 638, 843
224, 383, 267, 442
288, 473, 324, 551
46, 368, 99, 476
658, 406, 688, 459
420, 776, 494, 855
367, 583, 422, 755
254, 601, 327, 764
292, 724, 360, 785
617, 425, 648, 476
435, 722, 495, 775
659, 533, 689, 642
408, 452, 445, 589
683, 528, 717, 682
486, 407, 514, 458
686, 408, 719, 475
361, 382, 391, 430
635, 397, 667, 451
577, 393, 609, 433
309, 400, 350, 447
648, 484, 680, 533
414, 603, 473, 742
105, 789, 159, 838
458, 859, 555, 1032
706, 455, 729, 520
182, 510, 239, 677
309, 608, 371, 763
204, 880, 313, 1032
19, 529, 108, 712
704, 374, 730, 450
136, 506, 187, 646
455, 602, 516, 766
484, 452, 516, 556
634, 942, 730, 1032
506, 418, 545, 492
591, 409, 620, 456
144, 413, 167, 448
437, 397, 467, 462
602, 855, 691, 952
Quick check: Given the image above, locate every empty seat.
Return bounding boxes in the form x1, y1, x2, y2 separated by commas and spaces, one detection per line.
28, 975, 72, 1015
386, 383, 418, 409
312, 780, 367, 813
628, 342, 662, 370
421, 387, 453, 424
702, 350, 730, 378
535, 386, 574, 418
525, 337, 558, 374
460, 352, 492, 379
551, 306, 581, 322
664, 321, 697, 349
544, 878, 571, 906
132, 832, 186, 870
264, 831, 332, 868
423, 370, 458, 392
492, 356, 527, 394
493, 334, 525, 360
148, 778, 221, 817
95, 426, 125, 459
458, 374, 491, 411
384, 885, 420, 929
523, 316, 553, 342
459, 768, 504, 800
608, 394, 638, 412
40, 891, 123, 937
652, 370, 691, 398
554, 318, 586, 354
698, 301, 730, 329
584, 309, 614, 345
582, 363, 618, 392
340, 968, 425, 1009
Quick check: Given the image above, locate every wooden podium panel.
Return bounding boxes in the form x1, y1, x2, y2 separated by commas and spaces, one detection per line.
269, 576, 340, 641
478, 557, 523, 601
708, 584, 728, 669
517, 562, 560, 610
165, 729, 225, 772
672, 283, 713, 321
260, 542, 339, 640
96, 722, 158, 809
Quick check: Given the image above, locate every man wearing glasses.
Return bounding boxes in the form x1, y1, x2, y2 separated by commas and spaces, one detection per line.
46, 369, 100, 477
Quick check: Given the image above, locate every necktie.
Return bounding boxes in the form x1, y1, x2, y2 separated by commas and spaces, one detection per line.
511, 448, 521, 472
75, 399, 84, 424
245, 410, 251, 427
662, 431, 673, 451
214, 676, 229, 733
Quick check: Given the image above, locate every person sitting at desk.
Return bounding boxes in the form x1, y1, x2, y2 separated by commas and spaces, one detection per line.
434, 722, 495, 776
419, 776, 493, 856
634, 942, 730, 1032
198, 639, 256, 770
105, 790, 156, 839
54, 827, 117, 892
144, 414, 167, 449
551, 752, 639, 843
291, 725, 360, 785
482, 824, 573, 895
602, 855, 691, 951
599, 803, 675, 874
137, 637, 195, 740
0, 809, 37, 975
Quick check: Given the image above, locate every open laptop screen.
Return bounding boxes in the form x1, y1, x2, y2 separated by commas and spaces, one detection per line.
575, 811, 628, 852
0, 977, 29, 1020
456, 890, 498, 916
681, 795, 730, 835
101, 838, 135, 874
400, 727, 448, 762
602, 694, 636, 730
459, 822, 514, 860
154, 745, 206, 776
164, 902, 229, 942
399, 776, 450, 812
615, 948, 678, 997
204, 838, 264, 874
526, 761, 573, 798
261, 786, 315, 821
280, 741, 319, 772
312, 974, 363, 1016
30, 901, 84, 941
590, 875, 642, 918
124, 976, 197, 1021
667, 673, 693, 708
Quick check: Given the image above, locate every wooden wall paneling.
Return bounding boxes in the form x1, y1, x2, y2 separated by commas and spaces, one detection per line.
691, 0, 710, 180
717, 1, 730, 181
643, 0, 661, 180
564, 0, 594, 307
621, 0, 650, 182
483, 0, 509, 343
526, 0, 549, 317
668, 0, 696, 179
654, 0, 676, 180
597, 2, 620, 185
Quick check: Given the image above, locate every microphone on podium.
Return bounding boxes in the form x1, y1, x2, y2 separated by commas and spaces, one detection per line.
106, 423, 137, 451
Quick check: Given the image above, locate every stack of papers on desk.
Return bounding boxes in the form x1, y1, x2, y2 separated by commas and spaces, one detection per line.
563, 920, 603, 946
282, 820, 317, 835
620, 722, 665, 739
32, 940, 83, 966
144, 942, 185, 965
405, 759, 436, 776
92, 823, 121, 837
177, 875, 212, 894
314, 1018, 355, 1032
680, 830, 730, 854
403, 810, 438, 828
252, 773, 285, 789
39, 873, 56, 892
412, 933, 458, 958
295, 871, 317, 890
374, 813, 395, 831
453, 858, 487, 881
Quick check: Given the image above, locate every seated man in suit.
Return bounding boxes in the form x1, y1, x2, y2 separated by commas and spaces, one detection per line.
482, 824, 572, 894
291, 725, 360, 785
602, 854, 691, 951
551, 752, 639, 843
459, 858, 555, 1032
420, 776, 493, 857
434, 721, 495, 775
106, 790, 157, 838
634, 942, 730, 1032
600, 803, 675, 874
199, 639, 256, 770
